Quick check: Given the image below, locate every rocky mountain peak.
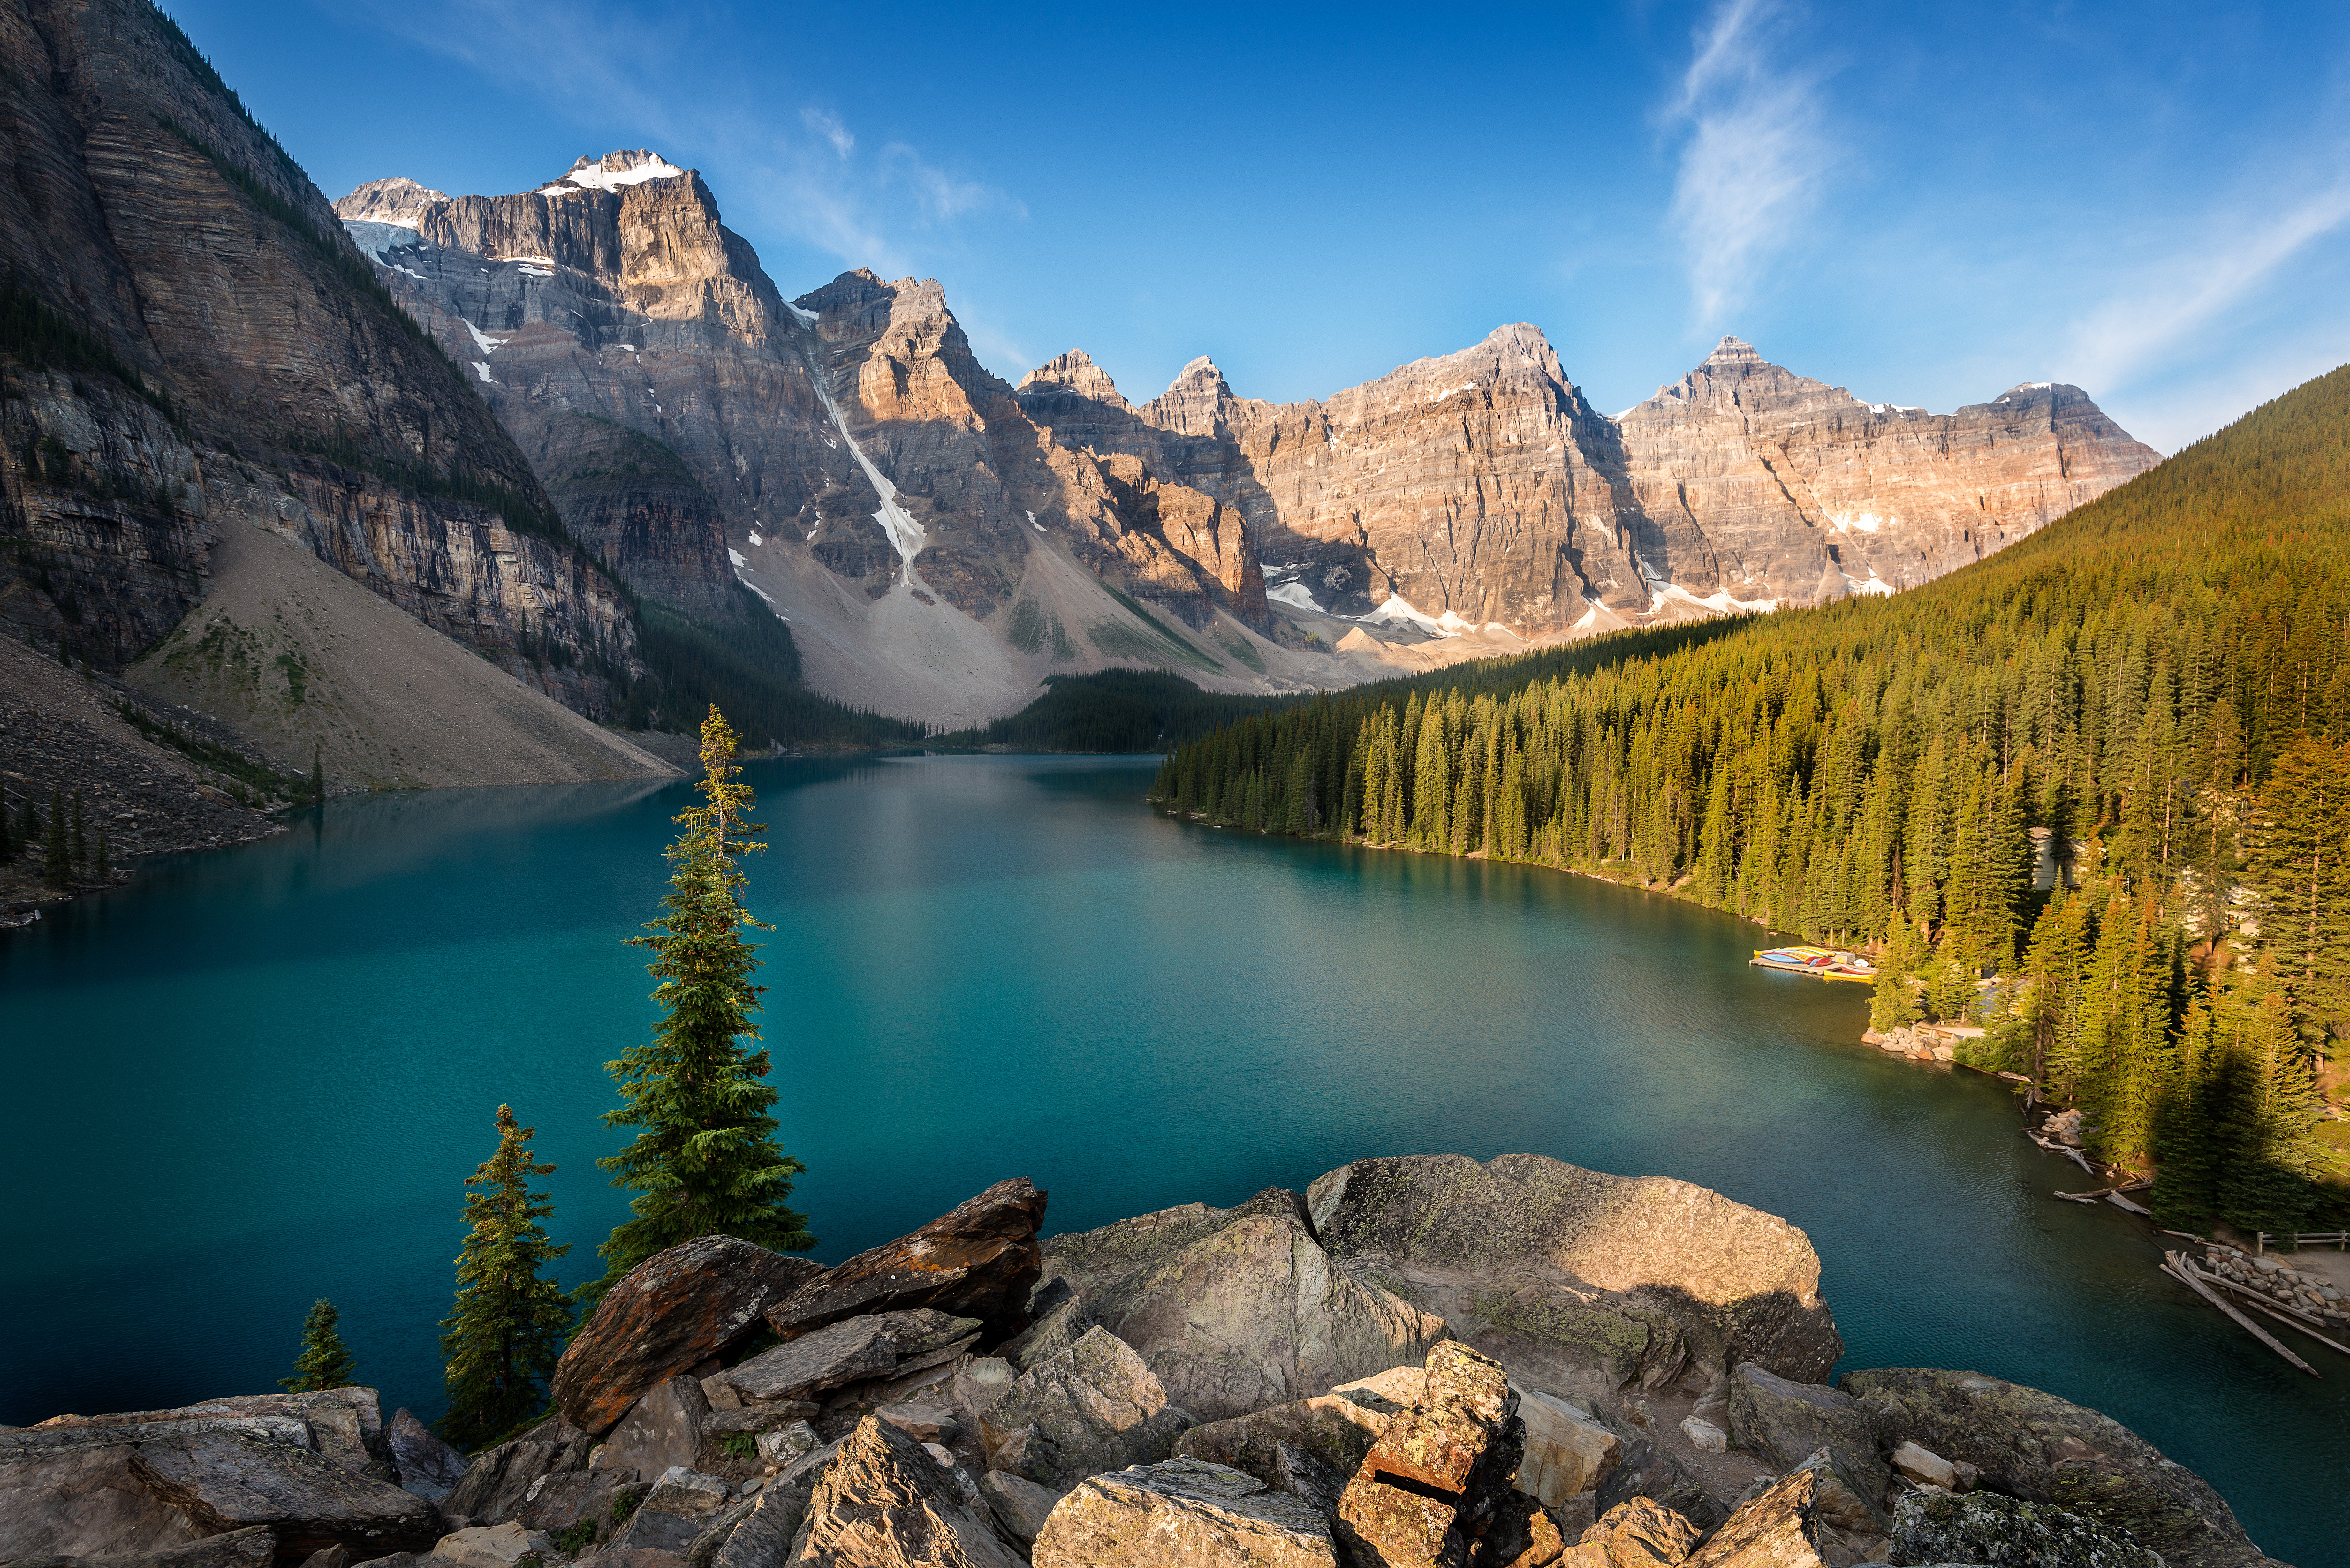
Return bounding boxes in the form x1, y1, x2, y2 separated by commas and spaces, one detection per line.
1706, 335, 1762, 364
335, 176, 447, 227
1017, 349, 1130, 411
536, 149, 686, 196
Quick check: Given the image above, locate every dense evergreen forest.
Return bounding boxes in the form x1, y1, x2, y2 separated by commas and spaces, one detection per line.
1153, 366, 2350, 1233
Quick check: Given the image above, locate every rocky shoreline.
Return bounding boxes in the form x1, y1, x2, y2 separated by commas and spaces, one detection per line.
0, 1153, 2289, 1567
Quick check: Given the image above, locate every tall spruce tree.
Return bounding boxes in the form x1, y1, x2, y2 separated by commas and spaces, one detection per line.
588, 706, 813, 1301
440, 1104, 572, 1449
281, 1298, 357, 1392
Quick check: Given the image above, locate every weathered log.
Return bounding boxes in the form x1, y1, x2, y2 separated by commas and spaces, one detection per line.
2161, 1253, 2319, 1377
2104, 1191, 2152, 1216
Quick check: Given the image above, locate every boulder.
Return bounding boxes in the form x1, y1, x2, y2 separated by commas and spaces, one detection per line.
11, 1391, 394, 1484
1175, 1394, 1393, 1499
697, 1480, 814, 1568
1674, 1418, 1725, 1456
1306, 1156, 1842, 1392
1032, 1456, 1337, 1567
1891, 1488, 2163, 1567
0, 1525, 277, 1568
607, 1469, 734, 1554
1889, 1439, 1956, 1489
1593, 1441, 1719, 1533
1019, 1188, 1451, 1421
1722, 1364, 1887, 1525
126, 1430, 443, 1562
980, 1326, 1195, 1491
722, 1311, 980, 1406
387, 1410, 467, 1504
441, 1416, 595, 1526
0, 1443, 205, 1560
511, 1470, 648, 1544
1513, 1392, 1619, 1508
554, 1237, 822, 1436
1776, 1450, 1885, 1557
767, 1179, 1048, 1345
785, 1415, 1023, 1567
599, 1378, 714, 1482
1559, 1498, 1701, 1568
1840, 1368, 2274, 1568
873, 1405, 957, 1444
426, 1523, 555, 1568
1333, 1342, 1521, 1568
1680, 1468, 1829, 1568
978, 1471, 1060, 1545
950, 1358, 1017, 1429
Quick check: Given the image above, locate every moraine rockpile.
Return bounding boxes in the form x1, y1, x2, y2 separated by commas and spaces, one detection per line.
0, 1154, 2288, 1567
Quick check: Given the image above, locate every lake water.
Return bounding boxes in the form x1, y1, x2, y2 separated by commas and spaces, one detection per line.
3, 756, 2340, 1563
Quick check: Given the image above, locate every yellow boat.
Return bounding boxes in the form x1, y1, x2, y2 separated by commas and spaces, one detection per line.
1750, 946, 1877, 982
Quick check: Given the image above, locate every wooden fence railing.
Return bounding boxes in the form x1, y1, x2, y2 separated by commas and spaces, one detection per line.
2255, 1231, 2350, 1253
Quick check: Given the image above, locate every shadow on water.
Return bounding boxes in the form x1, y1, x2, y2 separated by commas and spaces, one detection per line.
1, 754, 2341, 1563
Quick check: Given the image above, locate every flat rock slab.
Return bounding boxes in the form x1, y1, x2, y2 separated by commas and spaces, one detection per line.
128, 1431, 442, 1562
1840, 1368, 2278, 1568
724, 1310, 979, 1405
555, 1237, 821, 1436
767, 1178, 1047, 1344
1306, 1155, 1843, 1390
785, 1415, 1022, 1568
426, 1523, 555, 1568
0, 1525, 277, 1568
0, 1445, 208, 1560
1033, 1457, 1336, 1568
980, 1326, 1194, 1492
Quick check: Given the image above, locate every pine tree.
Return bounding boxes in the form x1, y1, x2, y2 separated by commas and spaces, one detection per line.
43, 785, 69, 888
70, 789, 86, 877
441, 1105, 573, 1450
312, 744, 326, 806
281, 1298, 357, 1392
589, 706, 814, 1301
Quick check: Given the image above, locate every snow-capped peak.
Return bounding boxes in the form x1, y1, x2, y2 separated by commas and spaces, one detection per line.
538, 150, 686, 196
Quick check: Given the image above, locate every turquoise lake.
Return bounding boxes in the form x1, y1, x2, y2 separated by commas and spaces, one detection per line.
3, 754, 2340, 1563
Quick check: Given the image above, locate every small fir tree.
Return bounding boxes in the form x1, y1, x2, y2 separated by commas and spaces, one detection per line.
70, 789, 86, 876
281, 1298, 357, 1392
440, 1104, 572, 1449
312, 744, 326, 806
587, 706, 813, 1302
43, 785, 70, 887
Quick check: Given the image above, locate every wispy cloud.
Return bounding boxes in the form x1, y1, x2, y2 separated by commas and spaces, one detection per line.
344, 0, 1020, 282
1662, 0, 1831, 328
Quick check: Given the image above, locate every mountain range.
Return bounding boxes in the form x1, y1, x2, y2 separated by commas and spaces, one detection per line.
1, 0, 2160, 780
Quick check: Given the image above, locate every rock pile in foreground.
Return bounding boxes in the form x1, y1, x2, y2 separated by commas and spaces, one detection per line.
1, 1156, 2289, 1566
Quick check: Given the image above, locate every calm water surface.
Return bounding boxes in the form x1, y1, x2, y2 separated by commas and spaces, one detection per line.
3, 757, 2341, 1563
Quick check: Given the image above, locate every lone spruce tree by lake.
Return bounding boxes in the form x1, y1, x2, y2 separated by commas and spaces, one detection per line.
281, 1298, 355, 1392
586, 705, 814, 1303
440, 1105, 571, 1449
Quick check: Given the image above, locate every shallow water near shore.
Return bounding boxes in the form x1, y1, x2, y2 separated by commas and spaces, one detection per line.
4, 754, 2341, 1562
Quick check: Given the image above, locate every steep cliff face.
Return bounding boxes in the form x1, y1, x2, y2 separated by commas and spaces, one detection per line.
0, 0, 643, 744
1020, 331, 2158, 639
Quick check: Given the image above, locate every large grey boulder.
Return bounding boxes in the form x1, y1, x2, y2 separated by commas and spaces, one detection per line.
721, 1310, 979, 1406
1890, 1489, 2162, 1568
784, 1415, 1023, 1567
606, 1468, 734, 1554
0, 1525, 279, 1568
553, 1237, 822, 1436
1031, 1456, 1337, 1568
510, 1469, 649, 1544
1308, 1155, 1843, 1394
766, 1179, 1049, 1346
1017, 1187, 1450, 1422
0, 1443, 205, 1560
977, 1471, 1060, 1546
1723, 1364, 1887, 1526
979, 1326, 1195, 1492
441, 1415, 595, 1526
598, 1377, 714, 1482
387, 1410, 467, 1504
125, 1430, 443, 1561
1841, 1368, 2280, 1568
1514, 1390, 1620, 1508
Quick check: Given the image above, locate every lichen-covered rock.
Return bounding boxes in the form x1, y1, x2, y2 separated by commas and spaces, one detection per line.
980, 1327, 1194, 1491
722, 1311, 980, 1406
1723, 1365, 1886, 1527
442, 1416, 595, 1526
554, 1238, 821, 1436
1334, 1343, 1521, 1568
1175, 1395, 1395, 1498
1308, 1156, 1841, 1394
387, 1410, 467, 1504
768, 1179, 1048, 1345
1679, 1467, 1829, 1568
785, 1415, 1022, 1567
1890, 1489, 2162, 1568
125, 1430, 443, 1562
1032, 1457, 1337, 1567
1839, 1368, 2279, 1568
1514, 1392, 1620, 1508
1559, 1498, 1701, 1568
1020, 1187, 1451, 1421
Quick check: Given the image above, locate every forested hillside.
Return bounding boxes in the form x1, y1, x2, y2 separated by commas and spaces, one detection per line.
1155, 366, 2350, 1231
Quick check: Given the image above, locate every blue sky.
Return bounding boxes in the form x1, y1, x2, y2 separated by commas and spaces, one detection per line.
175, 0, 2350, 452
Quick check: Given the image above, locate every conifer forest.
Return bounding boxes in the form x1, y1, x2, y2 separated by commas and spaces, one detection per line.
1154, 366, 2350, 1233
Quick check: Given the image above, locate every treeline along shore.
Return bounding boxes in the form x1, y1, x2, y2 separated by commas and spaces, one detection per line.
1152, 364, 2350, 1239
